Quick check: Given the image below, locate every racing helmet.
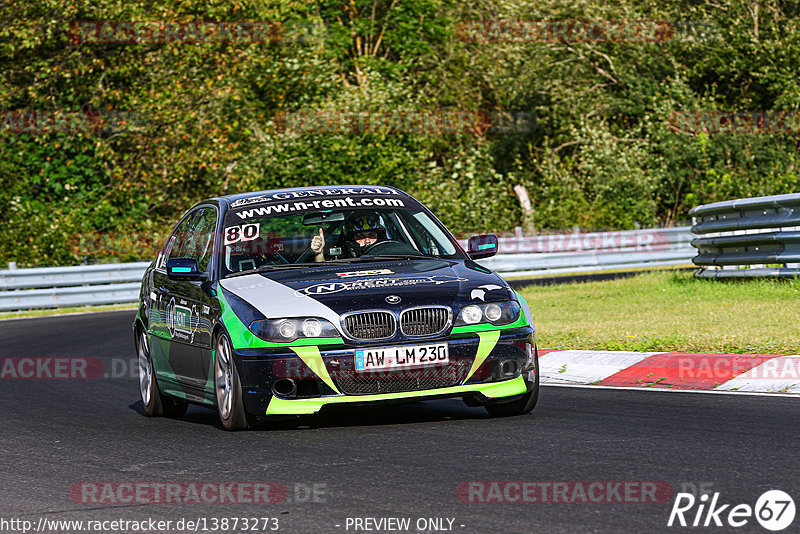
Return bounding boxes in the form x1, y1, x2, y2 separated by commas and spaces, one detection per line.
344, 212, 386, 255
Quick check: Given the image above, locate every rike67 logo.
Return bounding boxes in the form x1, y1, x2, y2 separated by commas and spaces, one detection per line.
668, 489, 795, 531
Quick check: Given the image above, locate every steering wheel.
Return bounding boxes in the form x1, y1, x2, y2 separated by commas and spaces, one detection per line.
362, 240, 420, 256
295, 246, 316, 264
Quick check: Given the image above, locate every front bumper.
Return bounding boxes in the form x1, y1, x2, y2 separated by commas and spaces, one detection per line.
265, 376, 530, 415
232, 327, 535, 416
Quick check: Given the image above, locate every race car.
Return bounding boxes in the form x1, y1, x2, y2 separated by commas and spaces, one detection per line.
134, 185, 538, 430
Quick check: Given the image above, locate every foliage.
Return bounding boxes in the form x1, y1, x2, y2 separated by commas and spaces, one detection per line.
3, 0, 800, 265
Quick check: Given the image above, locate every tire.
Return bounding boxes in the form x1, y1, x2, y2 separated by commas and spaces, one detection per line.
485, 346, 540, 417
137, 327, 188, 418
214, 332, 251, 431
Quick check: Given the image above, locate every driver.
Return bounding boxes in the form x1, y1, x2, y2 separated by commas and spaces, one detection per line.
310, 212, 386, 262
344, 212, 386, 257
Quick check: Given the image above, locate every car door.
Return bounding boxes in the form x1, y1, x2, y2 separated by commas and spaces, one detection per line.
149, 210, 196, 398
156, 206, 219, 400
175, 205, 220, 400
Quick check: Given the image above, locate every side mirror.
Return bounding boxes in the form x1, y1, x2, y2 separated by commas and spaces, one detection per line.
467, 234, 499, 259
166, 258, 208, 281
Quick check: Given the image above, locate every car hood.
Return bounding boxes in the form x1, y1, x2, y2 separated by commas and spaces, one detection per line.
219, 259, 514, 320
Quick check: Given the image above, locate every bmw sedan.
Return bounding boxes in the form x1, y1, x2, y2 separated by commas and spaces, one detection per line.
134, 185, 538, 430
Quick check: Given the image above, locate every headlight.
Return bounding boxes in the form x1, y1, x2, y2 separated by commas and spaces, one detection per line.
455, 300, 520, 326
484, 303, 502, 322
249, 317, 339, 342
461, 305, 483, 324
301, 318, 323, 337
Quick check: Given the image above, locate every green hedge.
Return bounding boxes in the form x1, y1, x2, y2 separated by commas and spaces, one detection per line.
2, 0, 800, 265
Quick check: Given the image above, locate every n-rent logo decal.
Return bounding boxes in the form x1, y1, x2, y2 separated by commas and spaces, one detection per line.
296, 275, 468, 296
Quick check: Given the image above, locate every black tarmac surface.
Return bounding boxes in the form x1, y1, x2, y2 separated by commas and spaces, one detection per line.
1, 310, 798, 533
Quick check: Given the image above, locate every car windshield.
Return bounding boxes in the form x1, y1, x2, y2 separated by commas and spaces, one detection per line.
220, 203, 462, 277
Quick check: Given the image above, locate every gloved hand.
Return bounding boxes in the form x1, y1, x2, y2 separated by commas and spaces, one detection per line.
311, 228, 325, 262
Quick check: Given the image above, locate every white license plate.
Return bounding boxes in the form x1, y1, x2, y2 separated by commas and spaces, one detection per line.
354, 343, 449, 372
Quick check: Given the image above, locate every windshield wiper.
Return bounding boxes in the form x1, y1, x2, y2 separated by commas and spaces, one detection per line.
226, 255, 441, 277
227, 263, 321, 277
358, 254, 439, 261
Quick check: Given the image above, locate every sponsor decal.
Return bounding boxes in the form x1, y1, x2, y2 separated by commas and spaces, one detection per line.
224, 222, 260, 245
337, 269, 393, 278
233, 196, 405, 219
166, 297, 198, 342
296, 275, 468, 296
230, 187, 399, 208
470, 284, 503, 301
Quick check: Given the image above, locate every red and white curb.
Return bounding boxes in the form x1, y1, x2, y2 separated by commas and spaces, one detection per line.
538, 350, 800, 395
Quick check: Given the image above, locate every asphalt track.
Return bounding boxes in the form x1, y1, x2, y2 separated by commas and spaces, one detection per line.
1, 311, 799, 534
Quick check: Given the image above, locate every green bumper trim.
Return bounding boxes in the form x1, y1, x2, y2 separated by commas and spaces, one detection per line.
514, 290, 533, 327
464, 330, 501, 382
265, 375, 527, 415
290, 345, 341, 394
218, 290, 344, 349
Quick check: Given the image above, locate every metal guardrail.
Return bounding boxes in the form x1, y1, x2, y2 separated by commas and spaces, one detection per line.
690, 193, 800, 278
0, 227, 694, 311
474, 227, 694, 277
0, 262, 151, 290
0, 264, 147, 312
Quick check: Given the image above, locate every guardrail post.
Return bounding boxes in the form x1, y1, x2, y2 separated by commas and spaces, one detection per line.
8, 262, 16, 270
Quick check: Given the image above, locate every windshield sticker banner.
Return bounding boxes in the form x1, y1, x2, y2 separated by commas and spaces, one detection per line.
233, 196, 405, 220
230, 187, 400, 208
296, 275, 468, 296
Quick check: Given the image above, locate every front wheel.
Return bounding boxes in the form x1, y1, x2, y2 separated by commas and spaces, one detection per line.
137, 328, 188, 417
484, 347, 539, 417
215, 333, 251, 431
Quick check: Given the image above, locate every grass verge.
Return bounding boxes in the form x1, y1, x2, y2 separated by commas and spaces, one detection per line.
0, 303, 136, 320
518, 270, 800, 354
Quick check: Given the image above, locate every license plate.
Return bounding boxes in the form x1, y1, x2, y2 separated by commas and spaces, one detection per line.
354, 343, 449, 372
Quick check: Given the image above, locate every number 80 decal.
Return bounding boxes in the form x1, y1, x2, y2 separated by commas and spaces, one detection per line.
224, 223, 261, 245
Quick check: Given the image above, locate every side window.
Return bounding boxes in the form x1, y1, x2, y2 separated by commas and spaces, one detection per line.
171, 207, 217, 272
164, 212, 196, 265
